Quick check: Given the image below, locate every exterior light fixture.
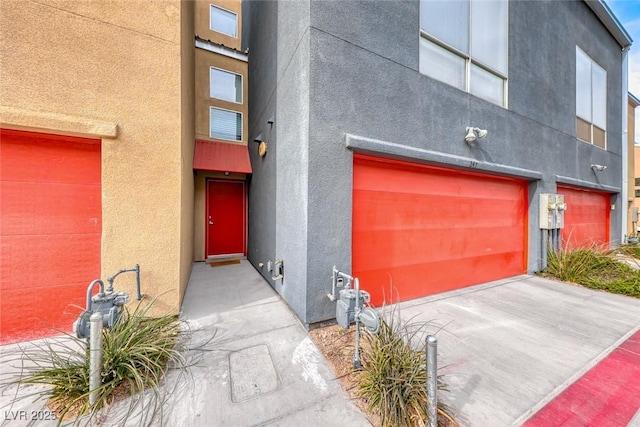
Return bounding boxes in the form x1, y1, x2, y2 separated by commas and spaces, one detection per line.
253, 133, 268, 157
591, 164, 607, 171
464, 127, 488, 143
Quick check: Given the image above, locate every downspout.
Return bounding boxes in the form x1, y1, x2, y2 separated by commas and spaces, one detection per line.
621, 46, 629, 244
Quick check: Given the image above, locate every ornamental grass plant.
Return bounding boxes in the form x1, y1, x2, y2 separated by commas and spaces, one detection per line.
357, 313, 456, 427
543, 246, 640, 299
2, 298, 190, 426
616, 243, 640, 260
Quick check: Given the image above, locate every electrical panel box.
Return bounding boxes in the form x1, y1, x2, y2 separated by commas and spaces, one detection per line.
632, 207, 639, 223
540, 194, 567, 229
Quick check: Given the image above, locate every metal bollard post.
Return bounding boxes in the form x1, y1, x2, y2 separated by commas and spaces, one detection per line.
426, 335, 438, 427
353, 278, 362, 369
89, 312, 103, 406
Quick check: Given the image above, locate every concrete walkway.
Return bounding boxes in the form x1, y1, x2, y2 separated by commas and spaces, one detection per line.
393, 275, 640, 427
160, 260, 370, 426
3, 265, 640, 426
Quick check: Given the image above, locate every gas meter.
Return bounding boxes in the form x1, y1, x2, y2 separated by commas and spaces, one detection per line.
74, 265, 143, 339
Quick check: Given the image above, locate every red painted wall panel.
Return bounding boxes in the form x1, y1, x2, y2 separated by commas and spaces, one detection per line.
0, 129, 101, 344
353, 155, 527, 306
557, 185, 610, 249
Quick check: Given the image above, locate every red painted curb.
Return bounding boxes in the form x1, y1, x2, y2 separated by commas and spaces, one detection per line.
524, 331, 640, 427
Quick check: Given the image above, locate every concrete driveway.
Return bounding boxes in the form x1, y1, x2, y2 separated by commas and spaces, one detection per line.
394, 275, 640, 426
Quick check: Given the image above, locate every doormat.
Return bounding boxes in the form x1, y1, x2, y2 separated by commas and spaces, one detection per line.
208, 259, 241, 268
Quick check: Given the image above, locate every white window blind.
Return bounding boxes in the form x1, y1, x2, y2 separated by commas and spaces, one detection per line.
210, 68, 242, 103
419, 0, 508, 107
210, 107, 242, 141
576, 48, 592, 122
592, 63, 607, 130
210, 5, 237, 37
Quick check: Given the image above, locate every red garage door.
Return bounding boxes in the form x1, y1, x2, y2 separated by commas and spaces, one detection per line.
558, 185, 610, 249
353, 155, 527, 306
1, 129, 101, 344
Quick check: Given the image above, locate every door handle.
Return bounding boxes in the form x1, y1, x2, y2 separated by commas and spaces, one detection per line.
209, 221, 214, 225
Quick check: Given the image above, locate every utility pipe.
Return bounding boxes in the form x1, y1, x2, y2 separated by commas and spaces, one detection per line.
621, 46, 629, 245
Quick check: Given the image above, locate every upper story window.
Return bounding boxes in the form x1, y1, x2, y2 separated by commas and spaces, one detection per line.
210, 67, 242, 103
419, 0, 508, 107
210, 107, 242, 141
210, 4, 237, 38
576, 47, 606, 149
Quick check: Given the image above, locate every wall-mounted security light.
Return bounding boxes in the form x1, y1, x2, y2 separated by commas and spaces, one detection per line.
591, 164, 607, 172
253, 133, 268, 157
464, 126, 488, 143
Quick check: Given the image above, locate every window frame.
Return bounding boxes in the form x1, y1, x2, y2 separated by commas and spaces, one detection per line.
209, 106, 243, 142
209, 66, 243, 104
575, 46, 607, 150
209, 4, 238, 38
419, 0, 509, 108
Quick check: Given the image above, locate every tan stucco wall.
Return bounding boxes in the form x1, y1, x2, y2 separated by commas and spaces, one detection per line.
634, 109, 640, 230
193, 172, 247, 261
0, 0, 194, 314
180, 1, 196, 300
195, 48, 249, 143
195, 0, 242, 51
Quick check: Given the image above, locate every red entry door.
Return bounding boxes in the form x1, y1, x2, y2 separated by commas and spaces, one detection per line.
206, 180, 246, 257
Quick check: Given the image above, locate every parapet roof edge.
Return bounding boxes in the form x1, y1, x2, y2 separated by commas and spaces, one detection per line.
195, 35, 249, 62
585, 0, 633, 49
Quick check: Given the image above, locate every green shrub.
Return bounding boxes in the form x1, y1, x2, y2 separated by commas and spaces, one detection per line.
6, 299, 186, 425
544, 247, 640, 299
616, 244, 640, 260
357, 316, 455, 427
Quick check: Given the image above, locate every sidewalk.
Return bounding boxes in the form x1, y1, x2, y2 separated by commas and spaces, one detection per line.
0, 261, 370, 427
393, 275, 640, 426
3, 266, 640, 426
160, 260, 370, 426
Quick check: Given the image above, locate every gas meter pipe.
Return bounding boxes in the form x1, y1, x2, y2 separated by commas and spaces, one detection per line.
107, 264, 143, 300
85, 280, 105, 311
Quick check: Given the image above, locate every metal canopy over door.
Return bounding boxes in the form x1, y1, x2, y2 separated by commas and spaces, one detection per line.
557, 185, 610, 249
0, 129, 101, 344
206, 180, 246, 257
352, 154, 528, 306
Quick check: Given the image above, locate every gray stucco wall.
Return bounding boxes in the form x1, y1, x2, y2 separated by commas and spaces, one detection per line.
304, 0, 624, 323
247, 0, 625, 325
246, 0, 312, 321
246, 0, 278, 293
